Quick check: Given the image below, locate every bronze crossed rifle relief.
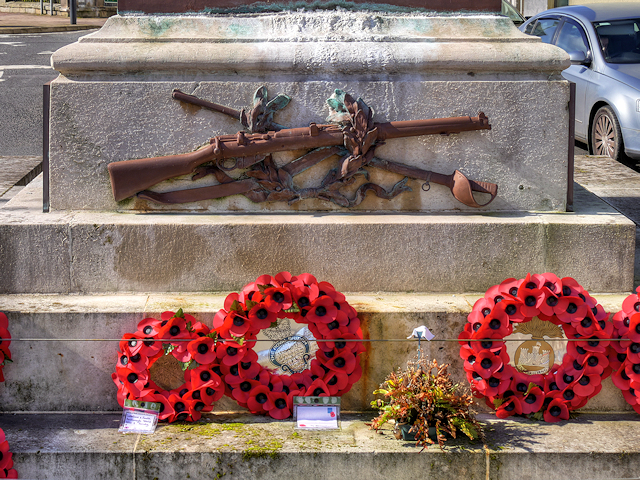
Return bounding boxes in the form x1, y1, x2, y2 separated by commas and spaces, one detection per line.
108, 87, 497, 208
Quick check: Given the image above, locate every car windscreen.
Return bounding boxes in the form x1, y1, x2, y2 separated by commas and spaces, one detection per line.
594, 19, 640, 64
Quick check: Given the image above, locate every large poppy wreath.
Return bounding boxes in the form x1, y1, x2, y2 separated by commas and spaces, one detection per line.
459, 273, 613, 422
610, 286, 640, 413
213, 272, 365, 420
0, 313, 17, 479
112, 310, 226, 423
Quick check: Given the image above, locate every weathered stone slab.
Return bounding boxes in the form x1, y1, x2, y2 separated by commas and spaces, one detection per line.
0, 177, 634, 294
48, 13, 570, 213
0, 292, 633, 413
3, 412, 640, 480
48, 79, 570, 213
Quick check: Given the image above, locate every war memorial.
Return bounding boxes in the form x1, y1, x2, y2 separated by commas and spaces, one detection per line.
0, 0, 638, 478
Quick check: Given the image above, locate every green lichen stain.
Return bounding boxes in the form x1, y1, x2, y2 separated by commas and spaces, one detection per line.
141, 18, 174, 36
242, 439, 283, 460
165, 422, 245, 437
227, 23, 252, 37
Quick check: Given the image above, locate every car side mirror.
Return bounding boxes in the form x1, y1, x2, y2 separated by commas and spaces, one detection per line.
568, 50, 591, 66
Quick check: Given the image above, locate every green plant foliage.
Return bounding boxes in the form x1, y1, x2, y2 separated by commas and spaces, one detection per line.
370, 351, 484, 449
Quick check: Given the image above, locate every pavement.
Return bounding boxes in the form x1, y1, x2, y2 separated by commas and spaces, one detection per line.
0, 8, 107, 34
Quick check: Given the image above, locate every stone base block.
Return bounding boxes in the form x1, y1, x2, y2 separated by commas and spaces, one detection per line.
0, 177, 635, 295
0, 292, 632, 413
3, 412, 640, 480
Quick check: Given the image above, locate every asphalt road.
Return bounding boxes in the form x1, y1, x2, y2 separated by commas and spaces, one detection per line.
0, 30, 98, 157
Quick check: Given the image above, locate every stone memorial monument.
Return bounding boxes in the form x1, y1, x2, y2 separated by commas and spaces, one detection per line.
0, 0, 636, 457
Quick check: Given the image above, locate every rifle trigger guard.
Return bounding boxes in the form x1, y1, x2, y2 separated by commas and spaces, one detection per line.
218, 157, 238, 171
421, 172, 432, 192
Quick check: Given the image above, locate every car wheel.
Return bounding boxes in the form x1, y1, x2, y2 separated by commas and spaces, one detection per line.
591, 106, 624, 160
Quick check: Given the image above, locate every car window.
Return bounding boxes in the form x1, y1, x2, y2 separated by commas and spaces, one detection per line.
555, 20, 589, 57
530, 18, 560, 44
594, 19, 640, 64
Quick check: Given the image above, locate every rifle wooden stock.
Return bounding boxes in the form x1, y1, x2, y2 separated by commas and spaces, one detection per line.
108, 114, 490, 202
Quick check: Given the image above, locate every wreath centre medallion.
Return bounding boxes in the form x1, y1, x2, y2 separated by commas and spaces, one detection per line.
510, 318, 564, 376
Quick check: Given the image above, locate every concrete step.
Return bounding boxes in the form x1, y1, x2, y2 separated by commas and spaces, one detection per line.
0, 292, 633, 413
2, 412, 640, 480
0, 175, 635, 295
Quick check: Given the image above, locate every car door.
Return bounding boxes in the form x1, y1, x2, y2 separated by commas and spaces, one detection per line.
553, 18, 598, 142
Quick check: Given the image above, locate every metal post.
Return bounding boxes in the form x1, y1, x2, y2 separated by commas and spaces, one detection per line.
40, 0, 44, 15
43, 82, 51, 213
70, 0, 77, 24
566, 81, 576, 213
49, 0, 53, 15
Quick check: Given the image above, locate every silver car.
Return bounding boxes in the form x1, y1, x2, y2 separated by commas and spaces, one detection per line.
520, 3, 640, 161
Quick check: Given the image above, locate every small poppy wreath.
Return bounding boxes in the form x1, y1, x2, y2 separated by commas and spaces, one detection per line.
610, 286, 640, 413
459, 273, 613, 423
112, 309, 226, 423
213, 272, 365, 420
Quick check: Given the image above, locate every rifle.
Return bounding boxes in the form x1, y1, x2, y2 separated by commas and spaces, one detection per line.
108, 88, 497, 208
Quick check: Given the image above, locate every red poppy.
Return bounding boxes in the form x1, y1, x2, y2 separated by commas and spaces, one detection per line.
626, 341, 640, 364
268, 390, 292, 420
560, 277, 587, 298
183, 388, 214, 414
141, 392, 175, 421
510, 368, 543, 396
137, 317, 161, 336
626, 313, 640, 343
220, 362, 243, 385
476, 375, 510, 397
305, 296, 338, 324
575, 329, 610, 354
625, 389, 640, 408
158, 317, 192, 361
325, 350, 357, 374
573, 373, 601, 397
0, 440, 12, 471
323, 370, 349, 395
247, 385, 275, 413
275, 271, 293, 286
187, 336, 217, 364
247, 303, 277, 331
116, 366, 152, 397
263, 287, 293, 312
554, 296, 588, 324
493, 298, 526, 323
582, 352, 609, 376
117, 348, 149, 373
306, 378, 331, 397
612, 365, 632, 391
119, 332, 145, 356
232, 379, 260, 405
472, 349, 506, 379
622, 288, 640, 316
470, 338, 505, 356
189, 363, 223, 390
316, 310, 350, 337
521, 386, 544, 414
166, 392, 194, 422
543, 397, 570, 422
496, 394, 523, 418
473, 298, 496, 321
537, 287, 561, 320
612, 310, 631, 337
516, 282, 545, 318
475, 309, 512, 338
238, 351, 261, 379
216, 340, 247, 366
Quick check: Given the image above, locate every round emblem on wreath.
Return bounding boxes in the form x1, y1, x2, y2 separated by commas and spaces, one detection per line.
213, 272, 365, 420
459, 273, 613, 422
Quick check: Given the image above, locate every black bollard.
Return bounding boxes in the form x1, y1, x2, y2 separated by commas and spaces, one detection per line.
70, 0, 77, 25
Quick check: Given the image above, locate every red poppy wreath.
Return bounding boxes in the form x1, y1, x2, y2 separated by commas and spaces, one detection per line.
610, 286, 640, 413
213, 272, 365, 420
112, 310, 226, 423
459, 273, 613, 422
